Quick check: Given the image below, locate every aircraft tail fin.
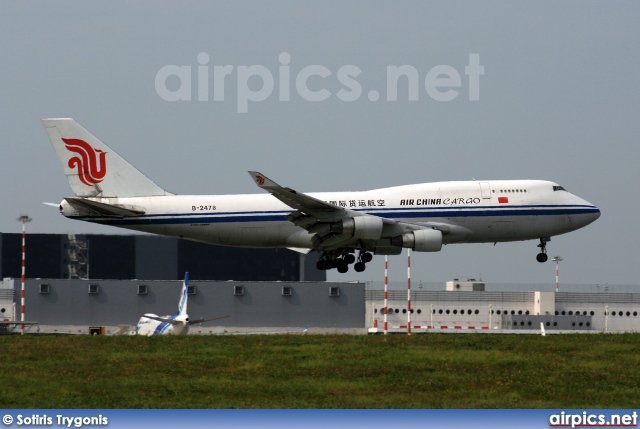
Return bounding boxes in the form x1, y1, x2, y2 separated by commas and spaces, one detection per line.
177, 272, 189, 317
42, 118, 172, 198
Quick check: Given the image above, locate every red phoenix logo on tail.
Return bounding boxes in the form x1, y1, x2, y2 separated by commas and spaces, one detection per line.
62, 138, 107, 186
255, 175, 265, 186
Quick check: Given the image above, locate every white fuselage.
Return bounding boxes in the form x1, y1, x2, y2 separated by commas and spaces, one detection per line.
60, 179, 600, 251
136, 314, 188, 336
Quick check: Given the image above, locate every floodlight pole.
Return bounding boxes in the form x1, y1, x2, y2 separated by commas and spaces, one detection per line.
17, 214, 32, 334
551, 256, 563, 292
383, 256, 388, 335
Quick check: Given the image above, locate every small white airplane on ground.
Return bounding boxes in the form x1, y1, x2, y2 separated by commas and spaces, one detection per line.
42, 118, 601, 273
136, 272, 227, 336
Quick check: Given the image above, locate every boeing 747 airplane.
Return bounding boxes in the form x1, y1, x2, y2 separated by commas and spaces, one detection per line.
42, 118, 601, 273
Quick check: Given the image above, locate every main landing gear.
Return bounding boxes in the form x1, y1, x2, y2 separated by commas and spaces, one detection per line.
536, 238, 549, 263
316, 250, 372, 273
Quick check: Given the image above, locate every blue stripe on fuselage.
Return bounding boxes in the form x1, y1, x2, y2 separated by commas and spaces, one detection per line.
153, 321, 172, 335
68, 204, 600, 226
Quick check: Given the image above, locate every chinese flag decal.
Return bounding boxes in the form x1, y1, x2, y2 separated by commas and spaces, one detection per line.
498, 197, 509, 204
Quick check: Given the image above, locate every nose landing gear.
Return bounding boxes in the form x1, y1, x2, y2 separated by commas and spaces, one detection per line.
536, 238, 549, 263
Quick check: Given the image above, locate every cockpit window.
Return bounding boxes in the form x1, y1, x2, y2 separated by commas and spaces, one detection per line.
553, 185, 566, 192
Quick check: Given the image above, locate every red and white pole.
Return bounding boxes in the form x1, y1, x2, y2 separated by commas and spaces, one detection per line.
17, 214, 32, 334
552, 256, 562, 293
407, 249, 411, 335
383, 255, 388, 335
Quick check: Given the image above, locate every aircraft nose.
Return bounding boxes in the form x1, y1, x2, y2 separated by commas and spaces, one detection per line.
593, 206, 601, 220
582, 201, 601, 225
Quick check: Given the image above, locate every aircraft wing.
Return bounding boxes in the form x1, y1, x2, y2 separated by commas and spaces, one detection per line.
141, 314, 182, 325
188, 315, 230, 326
248, 171, 348, 222
249, 171, 400, 251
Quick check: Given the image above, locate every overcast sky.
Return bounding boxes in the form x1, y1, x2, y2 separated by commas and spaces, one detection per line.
2, 1, 639, 287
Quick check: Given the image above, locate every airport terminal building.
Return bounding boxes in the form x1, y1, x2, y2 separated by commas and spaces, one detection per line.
366, 281, 640, 333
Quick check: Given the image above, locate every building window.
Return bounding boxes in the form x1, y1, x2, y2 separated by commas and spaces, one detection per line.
39, 283, 50, 294
187, 285, 197, 295
234, 285, 244, 296
329, 286, 340, 297
137, 284, 148, 295
282, 286, 292, 296
88, 284, 99, 294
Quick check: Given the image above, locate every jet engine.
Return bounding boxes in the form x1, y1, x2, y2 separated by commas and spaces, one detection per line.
391, 228, 443, 252
330, 216, 384, 240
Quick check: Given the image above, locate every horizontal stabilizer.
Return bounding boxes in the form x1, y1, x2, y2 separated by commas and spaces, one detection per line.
141, 314, 181, 325
188, 315, 230, 325
65, 198, 145, 218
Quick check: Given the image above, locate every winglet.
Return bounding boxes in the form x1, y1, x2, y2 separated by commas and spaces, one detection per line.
248, 171, 281, 190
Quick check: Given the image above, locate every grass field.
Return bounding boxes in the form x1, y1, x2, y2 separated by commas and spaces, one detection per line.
1, 333, 638, 408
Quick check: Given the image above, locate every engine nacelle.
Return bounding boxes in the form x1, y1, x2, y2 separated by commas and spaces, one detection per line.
391, 228, 443, 252
330, 216, 384, 240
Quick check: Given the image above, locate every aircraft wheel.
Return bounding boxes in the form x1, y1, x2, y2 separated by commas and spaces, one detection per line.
337, 262, 349, 273
345, 254, 356, 264
536, 253, 548, 263
361, 252, 373, 263
354, 262, 366, 272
